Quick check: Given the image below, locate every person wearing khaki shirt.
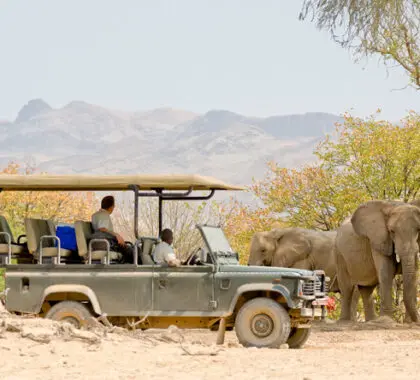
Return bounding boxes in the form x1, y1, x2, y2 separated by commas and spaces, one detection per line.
91, 195, 134, 263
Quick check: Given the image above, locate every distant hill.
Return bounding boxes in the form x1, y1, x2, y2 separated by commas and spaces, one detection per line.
0, 99, 341, 190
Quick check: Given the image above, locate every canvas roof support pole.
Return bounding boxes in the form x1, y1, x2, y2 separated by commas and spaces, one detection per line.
158, 196, 163, 236
128, 185, 140, 240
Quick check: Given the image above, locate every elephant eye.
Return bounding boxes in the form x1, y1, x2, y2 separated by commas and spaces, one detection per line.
261, 249, 266, 254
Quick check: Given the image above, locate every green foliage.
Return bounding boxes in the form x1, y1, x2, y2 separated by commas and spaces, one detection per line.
316, 110, 420, 202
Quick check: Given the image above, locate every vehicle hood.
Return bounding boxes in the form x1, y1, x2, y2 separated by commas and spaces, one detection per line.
219, 265, 315, 277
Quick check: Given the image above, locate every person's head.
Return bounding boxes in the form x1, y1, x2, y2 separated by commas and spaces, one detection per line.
101, 195, 115, 213
161, 228, 173, 245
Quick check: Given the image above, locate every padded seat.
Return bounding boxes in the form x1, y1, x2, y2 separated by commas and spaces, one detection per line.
0, 215, 31, 263
139, 237, 159, 265
0, 244, 24, 255
24, 218, 73, 263
74, 220, 121, 263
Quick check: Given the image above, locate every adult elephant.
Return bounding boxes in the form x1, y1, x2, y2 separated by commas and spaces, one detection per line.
335, 199, 420, 323
248, 227, 339, 291
248, 227, 360, 348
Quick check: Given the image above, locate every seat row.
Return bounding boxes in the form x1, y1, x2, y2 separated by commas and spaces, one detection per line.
0, 215, 157, 265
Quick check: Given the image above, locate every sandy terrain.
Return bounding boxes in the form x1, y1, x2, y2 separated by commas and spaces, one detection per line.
1, 309, 420, 380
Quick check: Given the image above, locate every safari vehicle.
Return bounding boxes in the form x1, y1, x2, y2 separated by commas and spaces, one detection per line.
0, 174, 329, 349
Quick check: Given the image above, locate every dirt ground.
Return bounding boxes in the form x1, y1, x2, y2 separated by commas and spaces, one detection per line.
1, 310, 420, 380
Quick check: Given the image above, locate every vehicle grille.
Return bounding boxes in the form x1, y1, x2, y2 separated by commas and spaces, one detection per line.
315, 277, 322, 294
302, 281, 315, 296
302, 275, 324, 296
324, 277, 330, 293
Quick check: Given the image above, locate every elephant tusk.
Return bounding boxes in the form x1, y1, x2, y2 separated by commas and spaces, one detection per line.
396, 254, 401, 263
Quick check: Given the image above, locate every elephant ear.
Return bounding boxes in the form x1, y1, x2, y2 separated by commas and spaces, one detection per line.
410, 202, 420, 248
351, 200, 393, 256
269, 228, 287, 244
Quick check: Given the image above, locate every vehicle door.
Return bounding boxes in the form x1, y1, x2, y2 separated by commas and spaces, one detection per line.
87, 265, 153, 316
152, 264, 215, 312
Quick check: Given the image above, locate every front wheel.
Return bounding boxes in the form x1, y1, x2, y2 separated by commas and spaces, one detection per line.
287, 327, 311, 349
235, 297, 291, 348
45, 301, 94, 329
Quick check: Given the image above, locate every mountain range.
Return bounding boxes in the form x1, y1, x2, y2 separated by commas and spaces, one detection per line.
0, 99, 342, 196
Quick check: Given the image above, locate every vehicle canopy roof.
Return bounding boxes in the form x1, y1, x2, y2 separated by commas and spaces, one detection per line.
0, 174, 245, 192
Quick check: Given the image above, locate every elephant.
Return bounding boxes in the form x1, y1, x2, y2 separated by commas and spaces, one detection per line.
248, 227, 340, 292
248, 226, 354, 347
335, 199, 420, 323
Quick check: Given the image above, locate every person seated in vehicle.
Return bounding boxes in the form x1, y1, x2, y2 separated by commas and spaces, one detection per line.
91, 195, 134, 263
152, 228, 181, 267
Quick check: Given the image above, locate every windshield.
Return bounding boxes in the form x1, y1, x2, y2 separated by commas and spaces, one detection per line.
199, 225, 234, 253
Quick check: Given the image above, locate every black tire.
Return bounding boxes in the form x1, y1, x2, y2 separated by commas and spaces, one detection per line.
235, 297, 291, 348
287, 327, 311, 349
45, 301, 94, 329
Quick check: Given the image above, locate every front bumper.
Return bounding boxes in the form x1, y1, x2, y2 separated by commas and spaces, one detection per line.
300, 297, 329, 318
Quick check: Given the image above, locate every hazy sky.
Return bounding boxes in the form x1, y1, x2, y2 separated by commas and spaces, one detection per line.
0, 0, 418, 122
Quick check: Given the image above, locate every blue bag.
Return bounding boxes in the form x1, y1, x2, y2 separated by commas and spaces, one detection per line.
55, 225, 77, 251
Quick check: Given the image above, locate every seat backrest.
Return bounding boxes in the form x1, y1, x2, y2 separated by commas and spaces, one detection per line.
25, 218, 56, 254
140, 237, 159, 265
74, 220, 93, 257
0, 215, 15, 244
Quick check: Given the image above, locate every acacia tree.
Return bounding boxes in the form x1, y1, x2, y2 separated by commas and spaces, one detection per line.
299, 1, 420, 89
251, 163, 358, 231
315, 110, 420, 202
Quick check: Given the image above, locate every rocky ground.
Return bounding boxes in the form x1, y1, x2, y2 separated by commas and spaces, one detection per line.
1, 308, 420, 380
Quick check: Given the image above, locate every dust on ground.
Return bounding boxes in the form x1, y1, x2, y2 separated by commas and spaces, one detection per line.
1, 307, 420, 380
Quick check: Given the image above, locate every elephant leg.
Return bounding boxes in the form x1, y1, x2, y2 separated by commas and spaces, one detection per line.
372, 251, 395, 318
350, 288, 360, 322
358, 285, 376, 321
336, 252, 355, 321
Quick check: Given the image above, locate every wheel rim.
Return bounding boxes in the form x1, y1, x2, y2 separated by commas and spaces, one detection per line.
61, 315, 82, 328
251, 313, 274, 338
51, 310, 85, 328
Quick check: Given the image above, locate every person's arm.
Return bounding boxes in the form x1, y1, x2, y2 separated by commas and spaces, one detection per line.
97, 227, 124, 244
164, 246, 181, 267
96, 215, 125, 245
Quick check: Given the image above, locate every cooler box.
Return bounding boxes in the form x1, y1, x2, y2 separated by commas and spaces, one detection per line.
55, 225, 78, 251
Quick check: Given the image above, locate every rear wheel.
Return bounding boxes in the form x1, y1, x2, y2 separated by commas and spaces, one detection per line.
287, 327, 311, 349
45, 301, 94, 329
235, 297, 291, 348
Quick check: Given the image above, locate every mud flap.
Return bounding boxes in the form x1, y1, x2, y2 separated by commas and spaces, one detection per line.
216, 317, 226, 345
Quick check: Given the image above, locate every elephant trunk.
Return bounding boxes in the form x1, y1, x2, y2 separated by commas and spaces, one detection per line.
401, 253, 419, 323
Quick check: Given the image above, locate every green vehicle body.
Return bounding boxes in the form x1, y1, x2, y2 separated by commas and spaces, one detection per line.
0, 174, 329, 348
2, 225, 328, 333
